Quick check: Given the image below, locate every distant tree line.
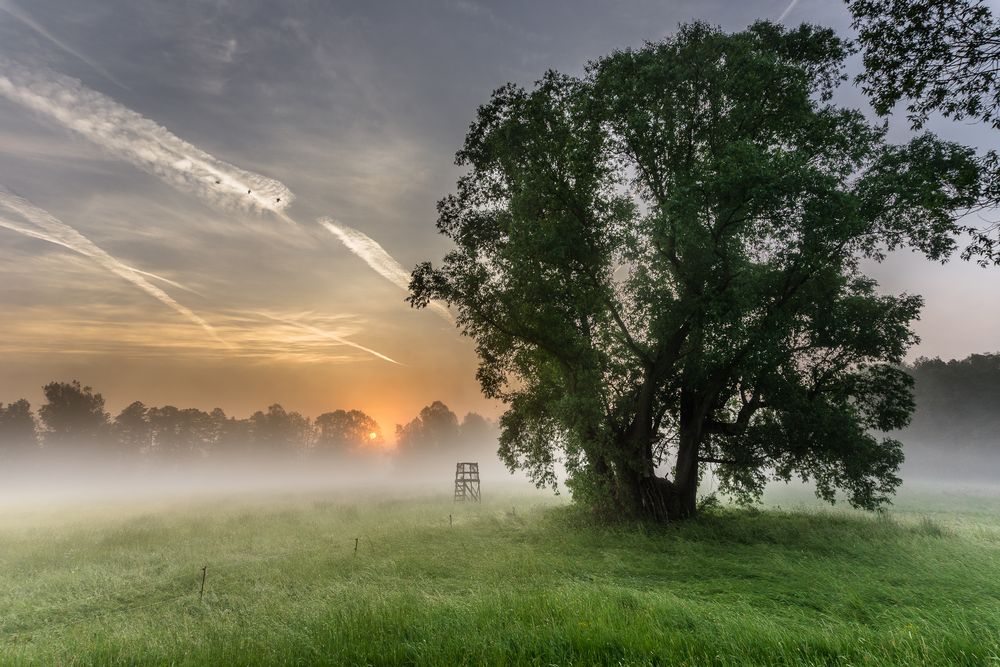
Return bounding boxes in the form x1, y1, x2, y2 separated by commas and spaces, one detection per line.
904, 354, 1000, 450
0, 380, 495, 463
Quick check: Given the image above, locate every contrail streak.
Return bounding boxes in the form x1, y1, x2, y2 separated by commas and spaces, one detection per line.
258, 313, 401, 365
319, 218, 453, 323
127, 267, 204, 296
0, 57, 450, 328
777, 0, 800, 21
0, 57, 293, 215
0, 192, 224, 344
0, 215, 203, 295
0, 0, 128, 89
0, 215, 78, 252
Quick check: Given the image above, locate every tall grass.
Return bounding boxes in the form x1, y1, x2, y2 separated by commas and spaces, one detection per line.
0, 487, 998, 665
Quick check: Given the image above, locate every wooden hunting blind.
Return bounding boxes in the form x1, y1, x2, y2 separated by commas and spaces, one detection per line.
453, 462, 480, 502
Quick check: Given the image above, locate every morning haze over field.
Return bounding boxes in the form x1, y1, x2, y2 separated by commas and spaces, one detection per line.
1, 0, 1000, 664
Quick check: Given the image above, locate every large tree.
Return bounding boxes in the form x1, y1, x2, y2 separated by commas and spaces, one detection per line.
409, 22, 984, 520
849, 0, 1000, 262
207, 407, 251, 457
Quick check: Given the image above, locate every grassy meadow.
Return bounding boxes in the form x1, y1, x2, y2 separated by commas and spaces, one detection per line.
0, 483, 999, 665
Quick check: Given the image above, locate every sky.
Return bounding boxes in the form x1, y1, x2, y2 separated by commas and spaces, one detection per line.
0, 0, 998, 436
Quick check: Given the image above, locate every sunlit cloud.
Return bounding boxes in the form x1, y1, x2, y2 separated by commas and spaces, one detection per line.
0, 193, 402, 365
257, 312, 401, 365
0, 305, 397, 365
0, 191, 223, 343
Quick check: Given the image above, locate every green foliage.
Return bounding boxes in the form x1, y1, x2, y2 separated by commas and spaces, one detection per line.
849, 0, 1000, 263
113, 401, 151, 455
147, 405, 216, 460
411, 22, 983, 518
850, 0, 1000, 128
395, 402, 499, 467
1, 489, 999, 665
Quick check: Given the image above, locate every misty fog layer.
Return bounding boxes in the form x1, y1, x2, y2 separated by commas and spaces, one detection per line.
1, 353, 996, 506
896, 354, 1000, 482
0, 380, 533, 506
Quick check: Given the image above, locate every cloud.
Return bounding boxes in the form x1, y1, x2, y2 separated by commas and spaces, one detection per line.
0, 190, 224, 343
127, 266, 204, 296
0, 205, 403, 364
257, 312, 400, 365
0, 56, 294, 215
0, 305, 401, 365
0, 57, 452, 328
319, 218, 453, 323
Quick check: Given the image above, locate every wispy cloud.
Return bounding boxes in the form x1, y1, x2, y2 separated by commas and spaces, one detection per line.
0, 193, 402, 364
0, 306, 399, 365
257, 312, 400, 365
0, 57, 293, 215
0, 191, 223, 343
127, 266, 204, 296
0, 0, 128, 89
319, 218, 453, 323
0, 57, 449, 329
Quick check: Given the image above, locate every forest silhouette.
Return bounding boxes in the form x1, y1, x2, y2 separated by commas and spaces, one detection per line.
0, 380, 497, 466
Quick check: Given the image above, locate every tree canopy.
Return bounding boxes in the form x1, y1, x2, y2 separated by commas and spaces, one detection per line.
113, 401, 151, 455
410, 21, 985, 520
38, 380, 110, 451
315, 409, 384, 455
247, 404, 312, 455
396, 400, 460, 456
849, 0, 1000, 262
394, 402, 496, 466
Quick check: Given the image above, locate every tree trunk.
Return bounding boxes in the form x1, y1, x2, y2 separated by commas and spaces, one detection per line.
605, 386, 707, 522
670, 425, 700, 519
668, 389, 705, 520
614, 462, 673, 522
